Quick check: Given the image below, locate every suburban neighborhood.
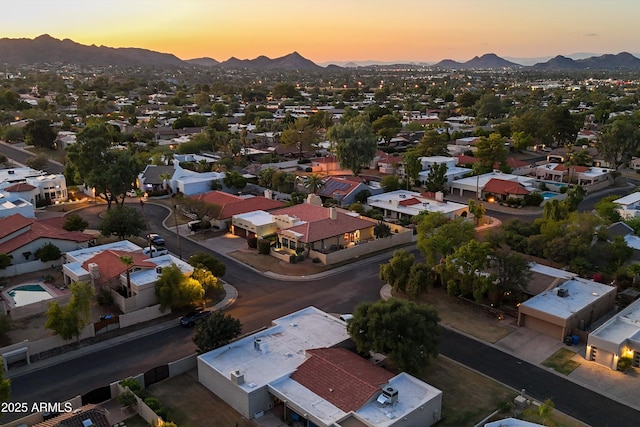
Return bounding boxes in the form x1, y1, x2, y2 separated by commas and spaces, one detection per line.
0, 36, 640, 427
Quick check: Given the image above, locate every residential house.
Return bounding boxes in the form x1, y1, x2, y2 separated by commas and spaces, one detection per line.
416, 156, 470, 185
0, 214, 94, 277
448, 171, 537, 200
518, 278, 616, 341
371, 151, 403, 174
171, 163, 225, 196
482, 178, 531, 202
317, 177, 381, 207
505, 158, 533, 176
308, 155, 351, 176
191, 190, 284, 231
62, 240, 192, 313
138, 164, 175, 193
0, 168, 67, 206
586, 297, 640, 370
612, 192, 640, 219
197, 307, 443, 427
367, 190, 468, 221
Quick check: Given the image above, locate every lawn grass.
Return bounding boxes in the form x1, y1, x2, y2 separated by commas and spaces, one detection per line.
542, 348, 581, 375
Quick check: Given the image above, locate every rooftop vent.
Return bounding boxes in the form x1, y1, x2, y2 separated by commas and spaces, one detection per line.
377, 386, 399, 406
230, 370, 245, 385
254, 338, 269, 354
155, 266, 163, 274
557, 288, 569, 298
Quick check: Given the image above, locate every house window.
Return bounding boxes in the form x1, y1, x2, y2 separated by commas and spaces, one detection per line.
289, 240, 297, 249
282, 238, 289, 248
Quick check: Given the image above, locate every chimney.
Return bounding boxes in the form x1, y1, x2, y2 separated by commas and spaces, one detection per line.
306, 193, 322, 206
329, 206, 337, 220
230, 370, 245, 385
264, 189, 273, 199
435, 191, 444, 202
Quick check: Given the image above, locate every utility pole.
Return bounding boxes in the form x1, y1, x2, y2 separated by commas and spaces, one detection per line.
174, 204, 182, 260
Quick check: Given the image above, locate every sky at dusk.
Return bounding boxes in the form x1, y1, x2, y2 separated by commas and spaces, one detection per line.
3, 0, 639, 64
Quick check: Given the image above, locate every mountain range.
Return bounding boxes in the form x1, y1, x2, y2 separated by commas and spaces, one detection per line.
1, 35, 640, 71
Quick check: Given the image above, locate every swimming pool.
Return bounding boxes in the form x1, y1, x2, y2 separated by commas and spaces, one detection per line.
7, 283, 54, 307
541, 191, 558, 200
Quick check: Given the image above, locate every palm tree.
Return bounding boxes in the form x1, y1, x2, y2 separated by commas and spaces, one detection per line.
159, 172, 172, 193
305, 173, 324, 194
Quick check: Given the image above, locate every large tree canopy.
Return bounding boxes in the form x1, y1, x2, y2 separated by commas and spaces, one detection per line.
327, 116, 377, 175
347, 298, 440, 375
193, 312, 242, 354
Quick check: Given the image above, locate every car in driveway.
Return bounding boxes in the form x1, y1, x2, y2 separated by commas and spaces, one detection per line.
180, 309, 211, 327
146, 233, 165, 246
142, 246, 169, 257
339, 314, 353, 322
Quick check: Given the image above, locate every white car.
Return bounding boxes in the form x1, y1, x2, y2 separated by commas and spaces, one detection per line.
143, 246, 169, 257
126, 189, 138, 197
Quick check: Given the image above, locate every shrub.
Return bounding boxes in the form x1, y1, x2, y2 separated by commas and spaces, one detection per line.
247, 236, 258, 249
36, 198, 52, 208
289, 255, 297, 264
312, 257, 321, 263
257, 239, 271, 255
146, 189, 169, 197
296, 254, 305, 262
143, 397, 163, 412
120, 378, 142, 394
559, 186, 568, 194
618, 356, 633, 371
118, 391, 137, 408
305, 167, 312, 173
96, 288, 113, 306
525, 192, 543, 206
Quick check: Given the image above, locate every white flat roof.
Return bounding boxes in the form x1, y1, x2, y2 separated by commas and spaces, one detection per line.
590, 298, 640, 346
367, 190, 467, 216
65, 240, 143, 263
356, 373, 442, 427
198, 307, 350, 391
130, 255, 193, 287
233, 210, 275, 226
528, 262, 576, 280
450, 171, 536, 191
521, 278, 615, 320
269, 378, 346, 426
615, 192, 640, 206
624, 235, 640, 251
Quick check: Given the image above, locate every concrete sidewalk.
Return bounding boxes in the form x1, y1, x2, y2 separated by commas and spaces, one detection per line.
7, 282, 238, 379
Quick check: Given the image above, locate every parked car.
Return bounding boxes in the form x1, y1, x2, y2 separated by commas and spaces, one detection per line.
126, 189, 138, 197
339, 314, 354, 322
142, 246, 169, 257
180, 309, 211, 327
146, 233, 165, 246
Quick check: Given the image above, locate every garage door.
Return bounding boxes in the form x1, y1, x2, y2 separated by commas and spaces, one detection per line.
234, 227, 247, 238
521, 314, 563, 340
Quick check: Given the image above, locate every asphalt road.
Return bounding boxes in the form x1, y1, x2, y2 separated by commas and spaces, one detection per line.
0, 141, 64, 174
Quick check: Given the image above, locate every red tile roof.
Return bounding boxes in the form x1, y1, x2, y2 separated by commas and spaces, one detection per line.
81, 250, 155, 287
0, 216, 95, 254
192, 191, 285, 219
398, 197, 421, 206
0, 213, 34, 239
291, 347, 393, 412
4, 183, 36, 192
456, 155, 479, 165
483, 178, 530, 196
505, 158, 531, 169
271, 203, 333, 222
282, 212, 374, 243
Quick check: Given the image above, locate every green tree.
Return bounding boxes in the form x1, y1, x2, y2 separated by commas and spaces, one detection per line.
193, 311, 242, 354
223, 171, 247, 190
24, 119, 56, 149
380, 175, 400, 192
544, 105, 580, 147
539, 398, 555, 426
34, 242, 61, 262
490, 248, 531, 304
155, 264, 204, 311
280, 117, 318, 158
594, 195, 622, 223
45, 281, 94, 341
476, 133, 507, 170
424, 163, 447, 193
327, 116, 377, 175
63, 213, 89, 232
379, 249, 415, 292
417, 214, 475, 266
192, 267, 221, 305
475, 93, 503, 120
374, 221, 392, 239
406, 263, 434, 298
512, 131, 533, 151
415, 130, 449, 157
596, 117, 640, 170
25, 153, 50, 172
468, 199, 486, 226
188, 253, 226, 277
403, 150, 422, 188
304, 173, 324, 194
99, 206, 146, 240
0, 254, 11, 270
257, 168, 276, 189
372, 114, 402, 145
347, 298, 439, 375
272, 82, 298, 99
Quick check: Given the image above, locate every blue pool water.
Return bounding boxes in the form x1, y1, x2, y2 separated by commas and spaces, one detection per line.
8, 283, 54, 306
541, 191, 558, 200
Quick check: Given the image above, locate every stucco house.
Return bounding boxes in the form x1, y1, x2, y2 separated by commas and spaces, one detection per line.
0, 214, 94, 277
612, 192, 640, 219
62, 240, 192, 313
586, 298, 640, 370
317, 177, 381, 207
366, 190, 468, 221
197, 307, 443, 427
518, 278, 616, 341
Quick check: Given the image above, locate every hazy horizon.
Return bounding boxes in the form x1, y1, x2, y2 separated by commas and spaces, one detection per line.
4, 0, 640, 64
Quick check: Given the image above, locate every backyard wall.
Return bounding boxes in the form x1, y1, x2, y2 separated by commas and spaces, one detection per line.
9, 292, 72, 321
309, 230, 412, 265
119, 305, 168, 328
0, 259, 63, 278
